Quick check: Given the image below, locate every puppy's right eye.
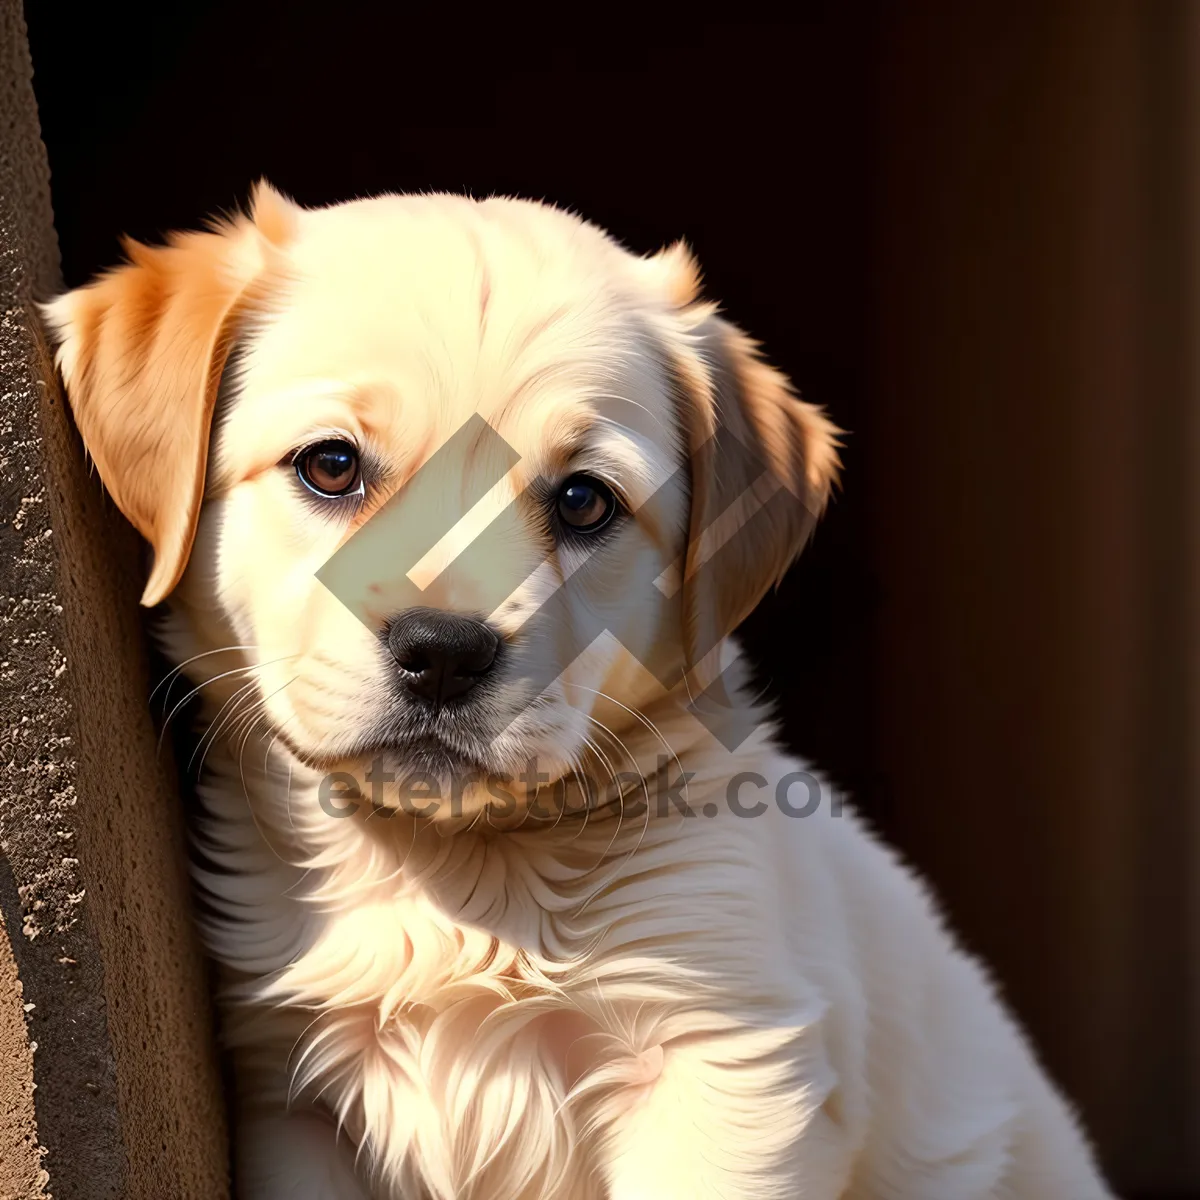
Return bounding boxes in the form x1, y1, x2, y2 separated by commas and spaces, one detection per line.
295, 440, 362, 497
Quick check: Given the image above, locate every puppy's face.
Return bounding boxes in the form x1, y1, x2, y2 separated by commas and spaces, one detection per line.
44, 184, 838, 813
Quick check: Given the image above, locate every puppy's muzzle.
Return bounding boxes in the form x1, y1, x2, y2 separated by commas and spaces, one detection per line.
386, 607, 499, 707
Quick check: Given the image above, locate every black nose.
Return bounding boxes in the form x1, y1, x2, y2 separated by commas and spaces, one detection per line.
386, 607, 499, 706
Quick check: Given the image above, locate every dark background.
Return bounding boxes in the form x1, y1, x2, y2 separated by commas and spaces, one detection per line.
24, 4, 1199, 1195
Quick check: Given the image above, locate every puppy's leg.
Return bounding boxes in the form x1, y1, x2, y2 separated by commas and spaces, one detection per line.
991, 1067, 1115, 1200
599, 1032, 850, 1200
235, 1109, 373, 1200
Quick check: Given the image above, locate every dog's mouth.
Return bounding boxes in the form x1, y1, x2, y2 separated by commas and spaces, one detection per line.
276, 724, 491, 780
272, 697, 504, 784
361, 734, 490, 787
267, 669, 568, 797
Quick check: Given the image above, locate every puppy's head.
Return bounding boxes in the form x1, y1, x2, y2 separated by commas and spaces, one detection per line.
44, 183, 839, 809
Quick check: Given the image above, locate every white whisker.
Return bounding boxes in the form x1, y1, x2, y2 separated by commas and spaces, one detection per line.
157, 652, 300, 754
150, 643, 259, 707
562, 681, 692, 813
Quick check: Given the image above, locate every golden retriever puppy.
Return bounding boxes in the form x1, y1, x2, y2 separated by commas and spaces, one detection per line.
43, 183, 1113, 1199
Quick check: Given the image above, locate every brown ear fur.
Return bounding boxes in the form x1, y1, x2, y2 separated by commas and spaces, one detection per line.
645, 244, 842, 687
39, 180, 299, 606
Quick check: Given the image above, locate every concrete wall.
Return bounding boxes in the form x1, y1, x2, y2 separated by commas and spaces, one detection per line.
0, 3, 228, 1196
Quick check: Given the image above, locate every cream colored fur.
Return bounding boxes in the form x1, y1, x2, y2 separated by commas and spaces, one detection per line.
43, 184, 1113, 1199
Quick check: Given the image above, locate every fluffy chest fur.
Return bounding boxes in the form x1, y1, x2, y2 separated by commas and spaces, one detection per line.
191, 724, 839, 1200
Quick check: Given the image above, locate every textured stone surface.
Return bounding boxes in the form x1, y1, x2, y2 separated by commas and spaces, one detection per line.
0, 2, 229, 1196
0, 906, 46, 1199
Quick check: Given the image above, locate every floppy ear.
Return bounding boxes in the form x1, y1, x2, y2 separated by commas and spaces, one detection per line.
646, 245, 842, 688
39, 180, 300, 606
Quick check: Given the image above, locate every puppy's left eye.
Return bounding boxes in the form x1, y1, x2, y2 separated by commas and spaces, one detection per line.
556, 474, 617, 533
296, 440, 362, 497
